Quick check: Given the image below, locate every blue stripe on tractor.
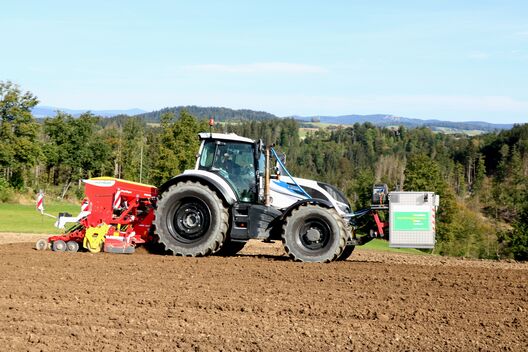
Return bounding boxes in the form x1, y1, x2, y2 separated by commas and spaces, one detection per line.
273, 180, 307, 196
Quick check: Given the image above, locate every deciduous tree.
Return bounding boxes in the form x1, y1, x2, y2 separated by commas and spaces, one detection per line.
0, 81, 40, 189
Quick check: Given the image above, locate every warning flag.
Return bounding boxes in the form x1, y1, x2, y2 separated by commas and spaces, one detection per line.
81, 198, 91, 212
36, 192, 44, 214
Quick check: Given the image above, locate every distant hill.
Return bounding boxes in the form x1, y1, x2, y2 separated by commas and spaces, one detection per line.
135, 105, 278, 122
137, 107, 514, 132
32, 105, 146, 118
32, 104, 515, 133
295, 114, 514, 133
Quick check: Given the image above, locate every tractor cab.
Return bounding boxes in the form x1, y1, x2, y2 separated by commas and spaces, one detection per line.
196, 133, 261, 203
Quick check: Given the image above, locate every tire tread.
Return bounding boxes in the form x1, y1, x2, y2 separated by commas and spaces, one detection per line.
153, 181, 228, 256
282, 204, 347, 263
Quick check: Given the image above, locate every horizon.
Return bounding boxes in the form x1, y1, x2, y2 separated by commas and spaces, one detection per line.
32, 104, 519, 125
2, 1, 528, 124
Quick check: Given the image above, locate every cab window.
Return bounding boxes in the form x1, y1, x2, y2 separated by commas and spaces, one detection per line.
199, 140, 257, 202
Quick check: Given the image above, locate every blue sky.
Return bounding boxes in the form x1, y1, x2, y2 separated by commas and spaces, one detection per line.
1, 1, 527, 123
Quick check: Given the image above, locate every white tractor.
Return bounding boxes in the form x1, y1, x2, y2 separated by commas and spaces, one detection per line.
153, 132, 361, 263
154, 132, 438, 263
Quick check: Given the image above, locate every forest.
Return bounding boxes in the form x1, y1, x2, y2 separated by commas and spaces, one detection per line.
1, 81, 527, 260
133, 105, 278, 123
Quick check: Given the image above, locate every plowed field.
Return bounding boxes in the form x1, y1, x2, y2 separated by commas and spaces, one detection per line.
0, 237, 527, 351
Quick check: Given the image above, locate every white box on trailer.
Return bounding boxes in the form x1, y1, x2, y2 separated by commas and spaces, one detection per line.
388, 192, 439, 248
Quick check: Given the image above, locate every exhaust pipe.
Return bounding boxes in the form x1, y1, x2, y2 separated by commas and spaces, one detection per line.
264, 145, 271, 206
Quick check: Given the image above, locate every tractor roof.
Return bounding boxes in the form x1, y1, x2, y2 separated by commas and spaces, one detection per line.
198, 132, 255, 144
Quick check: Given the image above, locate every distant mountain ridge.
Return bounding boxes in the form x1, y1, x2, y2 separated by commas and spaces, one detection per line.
32, 104, 515, 133
32, 105, 146, 118
296, 114, 514, 132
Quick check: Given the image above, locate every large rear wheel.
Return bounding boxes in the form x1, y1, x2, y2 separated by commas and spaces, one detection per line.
282, 204, 347, 263
154, 181, 228, 256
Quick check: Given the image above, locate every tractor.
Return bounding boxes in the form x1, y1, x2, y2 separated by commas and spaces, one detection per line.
155, 132, 368, 262
37, 132, 438, 263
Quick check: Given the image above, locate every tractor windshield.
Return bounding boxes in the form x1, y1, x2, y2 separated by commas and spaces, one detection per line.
199, 140, 257, 202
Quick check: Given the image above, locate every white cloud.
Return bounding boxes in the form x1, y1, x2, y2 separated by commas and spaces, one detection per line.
182, 62, 328, 74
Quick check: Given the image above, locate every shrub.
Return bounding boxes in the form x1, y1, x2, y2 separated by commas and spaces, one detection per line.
0, 177, 14, 203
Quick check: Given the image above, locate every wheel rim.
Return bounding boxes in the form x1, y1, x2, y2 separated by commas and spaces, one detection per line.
168, 197, 211, 244
36, 239, 47, 250
67, 241, 78, 252
53, 240, 66, 252
298, 218, 331, 251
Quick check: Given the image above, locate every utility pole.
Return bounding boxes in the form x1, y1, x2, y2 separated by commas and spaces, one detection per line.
139, 142, 144, 183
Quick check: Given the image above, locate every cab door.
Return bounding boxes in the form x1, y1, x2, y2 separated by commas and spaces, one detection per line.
198, 140, 258, 202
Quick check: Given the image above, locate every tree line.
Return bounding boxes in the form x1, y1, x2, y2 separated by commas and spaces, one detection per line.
1, 81, 527, 260
134, 105, 278, 123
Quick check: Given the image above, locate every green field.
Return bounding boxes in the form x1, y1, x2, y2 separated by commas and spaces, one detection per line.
299, 122, 487, 139
361, 238, 426, 254
0, 202, 81, 233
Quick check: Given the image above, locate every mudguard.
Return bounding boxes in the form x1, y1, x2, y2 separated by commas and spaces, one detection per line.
157, 170, 238, 205
279, 198, 335, 221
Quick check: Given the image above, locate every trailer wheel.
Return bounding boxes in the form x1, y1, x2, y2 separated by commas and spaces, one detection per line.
282, 204, 347, 263
66, 241, 79, 252
35, 239, 48, 251
52, 240, 67, 252
337, 245, 355, 261
154, 181, 228, 256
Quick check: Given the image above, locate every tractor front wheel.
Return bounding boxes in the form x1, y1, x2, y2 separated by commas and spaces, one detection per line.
282, 204, 347, 263
154, 181, 228, 256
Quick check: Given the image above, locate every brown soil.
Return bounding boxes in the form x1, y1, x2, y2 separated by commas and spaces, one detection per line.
0, 233, 48, 245
0, 237, 527, 351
